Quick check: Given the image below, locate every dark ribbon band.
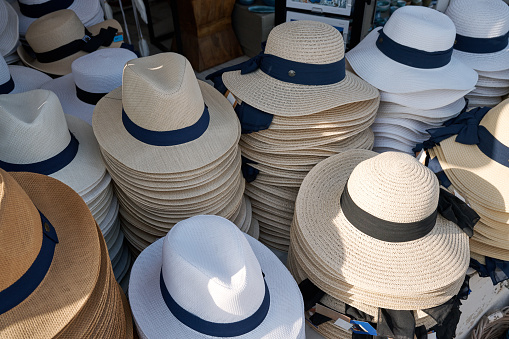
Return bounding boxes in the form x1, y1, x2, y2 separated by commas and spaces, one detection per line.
75, 86, 107, 105
122, 106, 210, 146
471, 257, 509, 285
0, 211, 59, 315
33, 27, 118, 64
376, 29, 454, 69
159, 270, 270, 337
0, 132, 79, 175
454, 31, 509, 54
427, 156, 452, 188
241, 156, 259, 182
18, 0, 74, 18
0, 76, 14, 94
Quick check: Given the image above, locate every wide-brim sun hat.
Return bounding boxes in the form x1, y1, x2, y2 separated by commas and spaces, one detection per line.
0, 0, 18, 57
222, 20, 379, 117
18, 9, 123, 76
129, 215, 305, 338
445, 0, 509, 72
93, 52, 241, 174
377, 97, 467, 119
0, 54, 51, 94
380, 87, 473, 110
346, 6, 478, 93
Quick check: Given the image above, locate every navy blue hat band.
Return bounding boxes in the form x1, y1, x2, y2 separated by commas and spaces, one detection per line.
454, 31, 509, 54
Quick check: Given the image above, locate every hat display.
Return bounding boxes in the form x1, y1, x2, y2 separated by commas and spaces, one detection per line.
0, 89, 130, 282
129, 215, 305, 338
0, 0, 18, 57
18, 9, 123, 76
289, 150, 472, 338
346, 6, 478, 155
41, 48, 138, 125
0, 169, 133, 338
0, 53, 51, 94
93, 52, 253, 255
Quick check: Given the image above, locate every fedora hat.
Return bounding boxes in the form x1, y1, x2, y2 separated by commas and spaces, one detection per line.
446, 0, 509, 72
18, 9, 123, 76
41, 48, 137, 125
0, 0, 18, 57
222, 20, 378, 117
129, 215, 305, 338
346, 6, 478, 93
13, 0, 104, 36
0, 53, 51, 94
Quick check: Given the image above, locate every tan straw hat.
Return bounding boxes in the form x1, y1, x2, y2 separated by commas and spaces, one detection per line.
18, 9, 123, 76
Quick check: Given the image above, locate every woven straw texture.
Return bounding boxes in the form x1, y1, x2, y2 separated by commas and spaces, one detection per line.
0, 0, 18, 57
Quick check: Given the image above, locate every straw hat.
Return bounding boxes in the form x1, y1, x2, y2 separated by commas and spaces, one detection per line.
478, 69, 509, 80
0, 89, 106, 195
129, 215, 305, 338
294, 150, 470, 307
13, 0, 104, 36
41, 48, 137, 125
0, 53, 51, 94
18, 9, 123, 76
222, 20, 378, 117
377, 97, 466, 120
346, 6, 478, 93
446, 0, 509, 72
93, 52, 241, 174
380, 88, 473, 110
0, 0, 18, 57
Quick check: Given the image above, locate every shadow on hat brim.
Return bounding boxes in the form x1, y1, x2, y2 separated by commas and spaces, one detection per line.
18, 19, 123, 76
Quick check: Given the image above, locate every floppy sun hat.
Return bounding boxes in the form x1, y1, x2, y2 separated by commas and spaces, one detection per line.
18, 9, 123, 76
129, 215, 305, 338
346, 6, 478, 93
0, 0, 19, 57
0, 53, 51, 94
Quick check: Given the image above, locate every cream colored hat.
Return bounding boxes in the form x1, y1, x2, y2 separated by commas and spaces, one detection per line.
18, 9, 123, 76
222, 20, 378, 117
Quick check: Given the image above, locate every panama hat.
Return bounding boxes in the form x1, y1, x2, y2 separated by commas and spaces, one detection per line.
13, 0, 104, 37
129, 215, 305, 339
0, 0, 18, 57
93, 52, 241, 174
222, 20, 378, 117
346, 6, 478, 94
0, 53, 51, 94
18, 9, 123, 76
446, 0, 509, 72
41, 48, 137, 125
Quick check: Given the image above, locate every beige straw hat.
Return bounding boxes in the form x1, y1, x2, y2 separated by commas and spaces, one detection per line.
18, 9, 123, 76
222, 20, 378, 117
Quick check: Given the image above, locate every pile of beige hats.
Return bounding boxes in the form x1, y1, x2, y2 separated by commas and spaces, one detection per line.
93, 52, 256, 256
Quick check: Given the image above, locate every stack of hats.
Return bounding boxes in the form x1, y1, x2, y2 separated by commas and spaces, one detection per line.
93, 52, 254, 256
346, 6, 478, 155
288, 150, 473, 338
0, 0, 19, 63
0, 53, 50, 94
214, 20, 379, 252
0, 89, 130, 286
446, 0, 509, 110
129, 215, 305, 339
41, 48, 138, 125
0, 169, 133, 338
13, 0, 105, 37
18, 9, 123, 76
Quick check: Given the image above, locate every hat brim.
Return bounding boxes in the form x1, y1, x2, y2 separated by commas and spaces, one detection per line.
0, 1, 19, 57
380, 88, 473, 110
453, 47, 509, 72
129, 234, 305, 339
93, 81, 241, 174
478, 69, 509, 80
18, 19, 123, 76
346, 27, 479, 93
377, 97, 466, 120
8, 64, 51, 93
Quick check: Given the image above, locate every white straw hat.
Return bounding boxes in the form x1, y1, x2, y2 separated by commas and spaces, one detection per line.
222, 20, 379, 117
129, 215, 305, 338
478, 69, 509, 80
0, 53, 51, 94
0, 0, 18, 57
346, 6, 478, 93
377, 97, 466, 120
380, 88, 473, 110
41, 48, 137, 125
445, 0, 509, 72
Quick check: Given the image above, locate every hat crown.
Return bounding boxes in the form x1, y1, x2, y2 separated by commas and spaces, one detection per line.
0, 89, 71, 164
0, 169, 43, 292
383, 6, 456, 53
264, 20, 345, 64
122, 53, 206, 132
72, 48, 137, 94
161, 215, 266, 324
481, 98, 509, 145
0, 55, 11, 85
25, 9, 85, 53
0, 1, 8, 34
347, 152, 439, 223
446, 0, 509, 39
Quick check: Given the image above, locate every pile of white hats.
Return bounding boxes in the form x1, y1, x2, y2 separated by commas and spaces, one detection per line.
93, 53, 256, 256
346, 6, 478, 155
446, 0, 509, 110
0, 89, 131, 286
0, 0, 19, 63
